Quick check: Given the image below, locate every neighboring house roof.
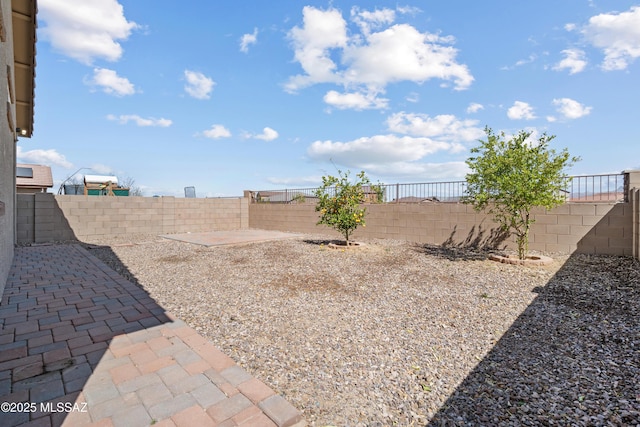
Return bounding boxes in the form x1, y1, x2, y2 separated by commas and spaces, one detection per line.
391, 196, 443, 203
394, 196, 431, 203
258, 191, 316, 203
12, 0, 37, 138
16, 163, 53, 189
84, 175, 119, 185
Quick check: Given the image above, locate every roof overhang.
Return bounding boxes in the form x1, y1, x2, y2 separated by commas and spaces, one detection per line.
12, 0, 37, 138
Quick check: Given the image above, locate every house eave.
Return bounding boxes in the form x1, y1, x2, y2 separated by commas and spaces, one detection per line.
12, 0, 37, 138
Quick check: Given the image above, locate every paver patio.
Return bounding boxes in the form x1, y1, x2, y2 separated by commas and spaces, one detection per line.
0, 244, 305, 427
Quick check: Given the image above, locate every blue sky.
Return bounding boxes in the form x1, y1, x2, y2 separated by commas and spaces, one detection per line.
17, 0, 640, 196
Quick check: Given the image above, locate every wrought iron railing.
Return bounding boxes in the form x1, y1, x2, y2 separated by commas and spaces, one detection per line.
565, 174, 625, 202
377, 181, 466, 203
252, 173, 626, 204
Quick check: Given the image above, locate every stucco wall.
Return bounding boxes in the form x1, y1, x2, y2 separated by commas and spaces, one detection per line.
249, 201, 634, 256
16, 194, 249, 243
0, 0, 17, 294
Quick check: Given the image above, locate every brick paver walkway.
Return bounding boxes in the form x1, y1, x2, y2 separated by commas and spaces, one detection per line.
0, 244, 305, 427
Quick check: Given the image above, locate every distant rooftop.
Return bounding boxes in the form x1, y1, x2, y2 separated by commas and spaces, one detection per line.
16, 163, 53, 190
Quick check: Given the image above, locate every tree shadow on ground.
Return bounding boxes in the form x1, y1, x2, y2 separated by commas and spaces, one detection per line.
303, 238, 340, 246
414, 224, 510, 261
427, 253, 640, 425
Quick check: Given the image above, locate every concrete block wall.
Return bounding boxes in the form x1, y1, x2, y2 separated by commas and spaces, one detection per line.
14, 192, 637, 257
249, 201, 634, 256
173, 197, 248, 233
30, 193, 76, 243
16, 194, 249, 243
362, 203, 505, 248
632, 189, 640, 260
568, 203, 632, 256
249, 204, 321, 234
16, 194, 34, 242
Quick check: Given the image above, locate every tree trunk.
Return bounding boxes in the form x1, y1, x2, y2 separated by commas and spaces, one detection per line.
517, 213, 531, 260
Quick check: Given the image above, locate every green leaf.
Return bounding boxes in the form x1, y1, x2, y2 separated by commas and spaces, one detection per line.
463, 127, 580, 259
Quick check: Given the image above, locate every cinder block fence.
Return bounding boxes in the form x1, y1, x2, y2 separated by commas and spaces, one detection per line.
632, 188, 640, 259
247, 170, 640, 260
13, 173, 640, 261
17, 194, 248, 243
249, 201, 634, 256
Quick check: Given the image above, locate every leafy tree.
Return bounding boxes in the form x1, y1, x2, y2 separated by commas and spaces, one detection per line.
463, 127, 579, 259
314, 170, 380, 246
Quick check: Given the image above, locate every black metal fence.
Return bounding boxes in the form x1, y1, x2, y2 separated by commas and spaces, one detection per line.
252, 173, 626, 204
566, 174, 625, 202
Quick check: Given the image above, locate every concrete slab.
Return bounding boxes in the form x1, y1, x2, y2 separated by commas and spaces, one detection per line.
159, 229, 303, 247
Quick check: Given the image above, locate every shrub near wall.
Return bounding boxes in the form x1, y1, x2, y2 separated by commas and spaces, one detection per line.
249, 201, 633, 256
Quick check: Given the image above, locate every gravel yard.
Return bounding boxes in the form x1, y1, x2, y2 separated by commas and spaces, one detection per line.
82, 233, 640, 426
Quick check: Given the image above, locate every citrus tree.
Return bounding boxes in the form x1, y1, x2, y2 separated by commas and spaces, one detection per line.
314, 170, 381, 246
463, 127, 579, 259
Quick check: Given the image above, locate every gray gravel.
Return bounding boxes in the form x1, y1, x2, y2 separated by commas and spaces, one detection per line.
80, 233, 640, 426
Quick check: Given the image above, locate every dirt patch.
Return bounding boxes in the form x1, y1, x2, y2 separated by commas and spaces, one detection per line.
156, 255, 191, 264
264, 272, 347, 295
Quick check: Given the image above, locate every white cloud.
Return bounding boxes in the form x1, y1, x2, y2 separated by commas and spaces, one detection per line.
552, 98, 592, 119
350, 6, 396, 35
305, 107, 484, 181
240, 28, 258, 53
307, 134, 469, 180
507, 101, 537, 120
323, 90, 389, 110
266, 176, 323, 186
396, 6, 422, 16
466, 103, 484, 114
386, 112, 484, 142
184, 70, 215, 100
285, 6, 473, 109
342, 24, 473, 90
582, 6, 640, 71
17, 146, 73, 169
38, 0, 139, 64
364, 161, 469, 180
307, 134, 455, 166
286, 6, 348, 90
405, 92, 419, 103
90, 163, 114, 174
253, 127, 279, 141
87, 68, 135, 96
203, 124, 232, 139
565, 23, 578, 32
107, 114, 172, 127
553, 49, 588, 74
501, 54, 538, 71
305, 110, 485, 180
